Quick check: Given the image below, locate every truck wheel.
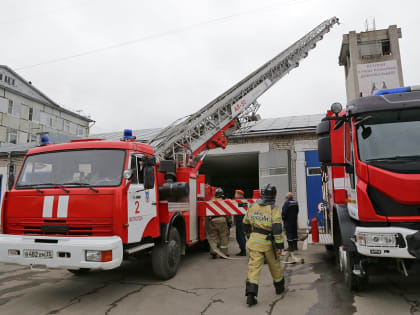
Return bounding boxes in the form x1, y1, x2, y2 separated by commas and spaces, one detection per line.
68, 268, 90, 275
152, 227, 182, 280
340, 248, 368, 290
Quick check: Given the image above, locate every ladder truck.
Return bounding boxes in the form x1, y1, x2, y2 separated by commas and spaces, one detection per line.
314, 86, 420, 290
0, 17, 338, 279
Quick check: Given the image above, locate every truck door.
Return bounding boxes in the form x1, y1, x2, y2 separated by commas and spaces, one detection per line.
127, 154, 157, 243
345, 121, 358, 220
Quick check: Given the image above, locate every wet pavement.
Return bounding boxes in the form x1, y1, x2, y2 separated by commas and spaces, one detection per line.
0, 235, 420, 314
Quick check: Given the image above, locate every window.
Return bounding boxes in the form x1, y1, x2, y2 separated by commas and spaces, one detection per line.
130, 156, 139, 184
27, 134, 37, 143
32, 108, 40, 122
8, 100, 13, 114
0, 74, 2, 81
381, 40, 391, 56
7, 128, 17, 144
29, 108, 33, 121
77, 127, 85, 137
259, 167, 288, 177
7, 100, 20, 117
16, 149, 126, 187
307, 167, 322, 176
64, 120, 70, 133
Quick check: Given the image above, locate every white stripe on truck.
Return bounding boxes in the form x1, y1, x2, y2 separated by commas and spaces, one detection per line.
57, 196, 69, 218
42, 196, 54, 218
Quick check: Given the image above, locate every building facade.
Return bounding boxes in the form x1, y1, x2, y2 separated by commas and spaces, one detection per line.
339, 25, 404, 101
0, 65, 92, 145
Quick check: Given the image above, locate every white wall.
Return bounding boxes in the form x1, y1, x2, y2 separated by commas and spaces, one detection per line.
294, 139, 318, 230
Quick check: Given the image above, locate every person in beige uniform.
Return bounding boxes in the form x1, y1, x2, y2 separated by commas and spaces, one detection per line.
208, 188, 232, 258
243, 184, 284, 306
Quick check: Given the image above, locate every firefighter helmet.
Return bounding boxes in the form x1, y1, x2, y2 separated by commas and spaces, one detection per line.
260, 184, 277, 201
215, 187, 224, 198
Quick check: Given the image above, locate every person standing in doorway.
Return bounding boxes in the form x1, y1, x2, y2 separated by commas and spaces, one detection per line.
234, 189, 247, 256
282, 192, 302, 264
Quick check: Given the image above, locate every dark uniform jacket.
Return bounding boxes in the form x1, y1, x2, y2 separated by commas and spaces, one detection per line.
282, 199, 299, 241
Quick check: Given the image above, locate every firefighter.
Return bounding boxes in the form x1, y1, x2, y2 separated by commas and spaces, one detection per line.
282, 192, 302, 264
234, 189, 247, 256
243, 184, 284, 306
208, 187, 232, 258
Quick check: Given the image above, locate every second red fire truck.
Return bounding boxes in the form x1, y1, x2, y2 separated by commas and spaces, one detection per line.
314, 86, 420, 290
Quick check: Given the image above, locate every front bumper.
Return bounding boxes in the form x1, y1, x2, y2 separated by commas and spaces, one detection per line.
354, 227, 417, 259
0, 234, 123, 270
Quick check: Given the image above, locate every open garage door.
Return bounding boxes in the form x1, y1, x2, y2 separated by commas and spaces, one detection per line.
199, 153, 259, 199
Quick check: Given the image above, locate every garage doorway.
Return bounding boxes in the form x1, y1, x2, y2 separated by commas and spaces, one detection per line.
199, 153, 259, 199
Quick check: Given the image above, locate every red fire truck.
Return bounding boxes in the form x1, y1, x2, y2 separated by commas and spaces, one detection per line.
314, 86, 420, 290
0, 18, 338, 279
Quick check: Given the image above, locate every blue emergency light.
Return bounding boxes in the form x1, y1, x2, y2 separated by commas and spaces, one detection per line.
123, 129, 135, 140
374, 86, 420, 95
40, 135, 50, 146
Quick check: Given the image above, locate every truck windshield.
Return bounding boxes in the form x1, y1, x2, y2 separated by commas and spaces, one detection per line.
356, 109, 420, 162
16, 149, 126, 188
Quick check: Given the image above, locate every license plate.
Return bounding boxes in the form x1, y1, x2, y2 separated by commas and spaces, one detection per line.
23, 249, 53, 259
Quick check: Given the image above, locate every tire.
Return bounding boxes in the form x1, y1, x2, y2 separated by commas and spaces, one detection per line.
340, 247, 368, 291
152, 227, 182, 280
68, 268, 91, 275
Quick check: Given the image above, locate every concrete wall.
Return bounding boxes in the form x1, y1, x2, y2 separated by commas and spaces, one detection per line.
230, 132, 317, 199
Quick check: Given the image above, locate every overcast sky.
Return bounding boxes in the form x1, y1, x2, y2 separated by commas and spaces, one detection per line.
1, 0, 419, 134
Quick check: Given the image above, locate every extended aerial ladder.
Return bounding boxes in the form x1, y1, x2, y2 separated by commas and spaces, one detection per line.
149, 17, 339, 163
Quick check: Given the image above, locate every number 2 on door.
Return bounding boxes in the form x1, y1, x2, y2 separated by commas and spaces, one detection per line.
135, 201, 140, 214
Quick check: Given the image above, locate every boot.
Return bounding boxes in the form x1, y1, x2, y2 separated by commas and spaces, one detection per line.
245, 281, 258, 306
211, 253, 217, 259
246, 294, 257, 306
236, 249, 246, 256
274, 279, 285, 295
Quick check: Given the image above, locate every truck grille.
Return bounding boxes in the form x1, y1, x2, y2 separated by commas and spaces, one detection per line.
6, 218, 113, 236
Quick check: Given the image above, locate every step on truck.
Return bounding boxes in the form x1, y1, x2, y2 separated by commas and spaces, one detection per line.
313, 86, 420, 290
0, 17, 339, 279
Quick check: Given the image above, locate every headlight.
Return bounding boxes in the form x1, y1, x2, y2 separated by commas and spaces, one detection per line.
85, 250, 113, 262
356, 233, 397, 247
85, 250, 101, 262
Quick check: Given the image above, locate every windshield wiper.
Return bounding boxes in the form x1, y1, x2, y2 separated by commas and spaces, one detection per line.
62, 182, 99, 193
16, 183, 69, 193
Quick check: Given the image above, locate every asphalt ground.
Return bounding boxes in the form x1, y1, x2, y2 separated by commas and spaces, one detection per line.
0, 233, 420, 314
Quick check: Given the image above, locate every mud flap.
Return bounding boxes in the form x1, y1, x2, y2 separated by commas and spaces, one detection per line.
336, 204, 357, 252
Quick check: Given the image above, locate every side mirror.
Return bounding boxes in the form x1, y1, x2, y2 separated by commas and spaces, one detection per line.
143, 157, 156, 190
318, 136, 332, 163
123, 169, 133, 180
361, 126, 372, 139
345, 163, 354, 174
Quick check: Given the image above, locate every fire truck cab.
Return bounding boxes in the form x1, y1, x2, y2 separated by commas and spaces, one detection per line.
316, 86, 420, 289
0, 132, 184, 278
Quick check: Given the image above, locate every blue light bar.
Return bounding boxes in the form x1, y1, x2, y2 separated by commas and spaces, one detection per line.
40, 135, 50, 146
374, 86, 411, 95
123, 129, 135, 140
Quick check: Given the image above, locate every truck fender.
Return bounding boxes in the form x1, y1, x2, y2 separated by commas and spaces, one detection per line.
335, 204, 357, 252
161, 213, 186, 254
